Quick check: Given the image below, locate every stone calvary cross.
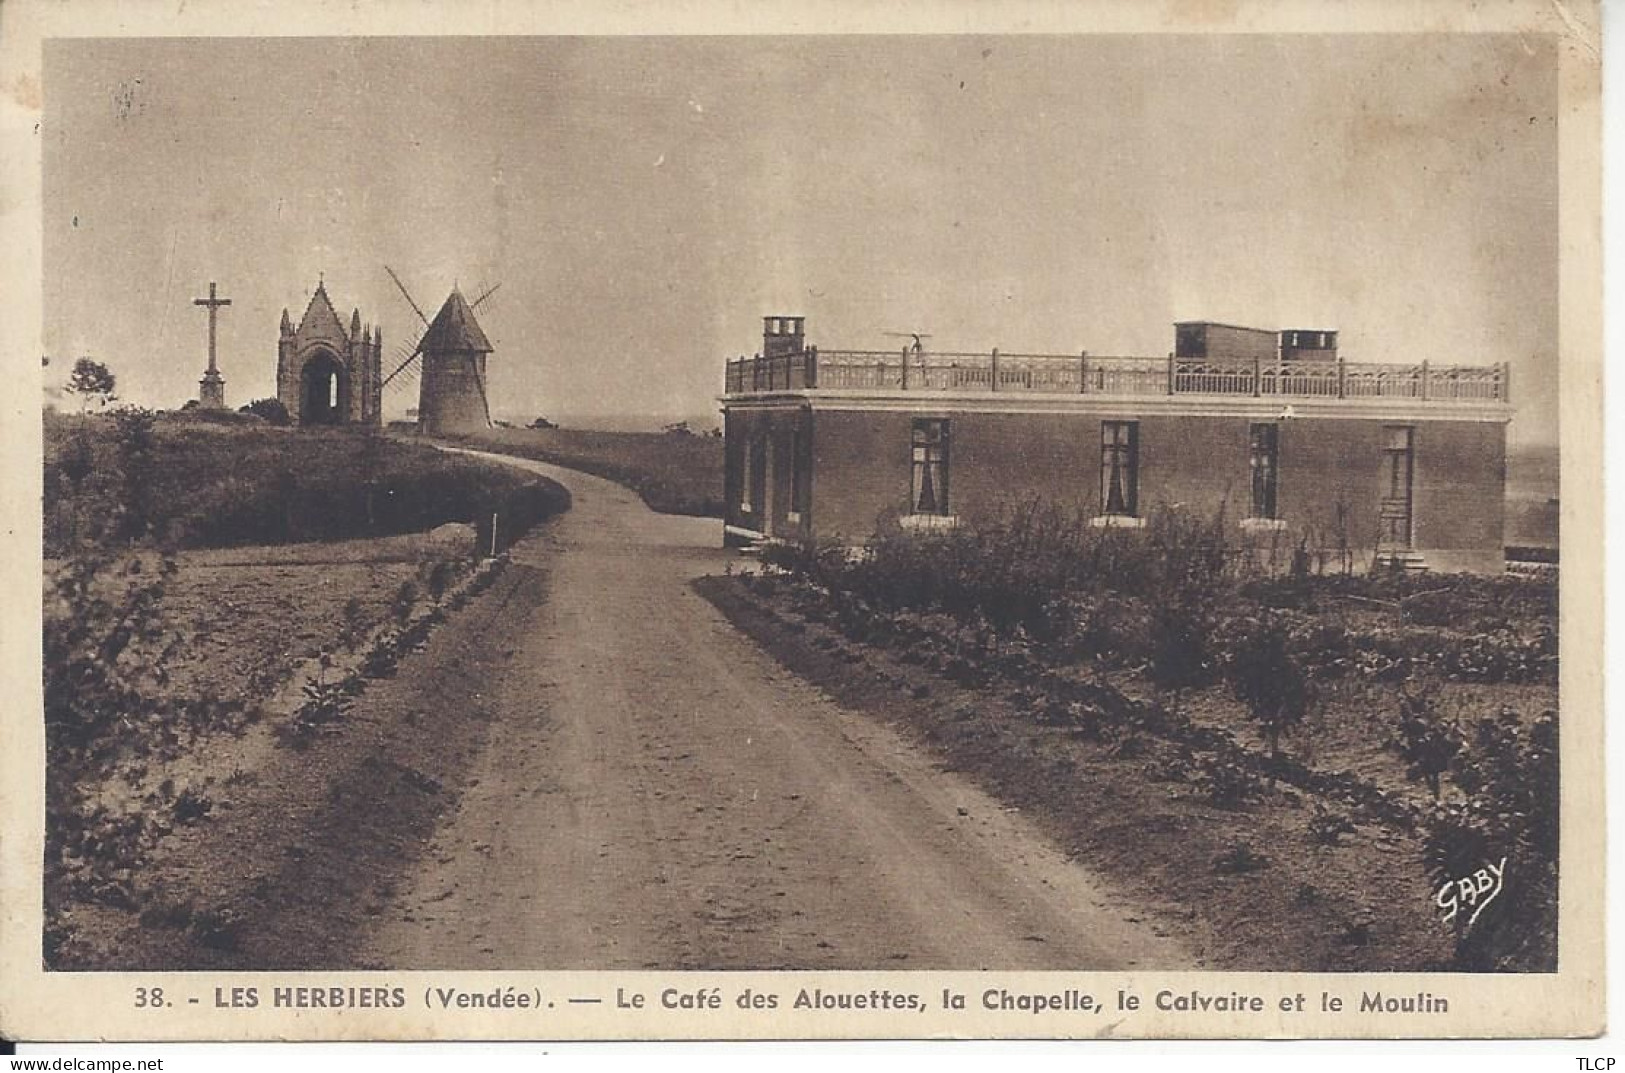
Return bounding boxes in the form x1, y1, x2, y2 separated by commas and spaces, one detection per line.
194, 280, 231, 409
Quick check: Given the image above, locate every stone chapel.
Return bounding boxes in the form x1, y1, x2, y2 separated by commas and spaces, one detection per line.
277, 280, 383, 426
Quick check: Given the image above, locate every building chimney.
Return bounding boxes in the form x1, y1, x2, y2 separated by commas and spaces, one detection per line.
1279, 329, 1339, 362
762, 315, 806, 359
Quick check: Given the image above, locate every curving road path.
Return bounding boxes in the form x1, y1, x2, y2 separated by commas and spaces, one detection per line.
362, 450, 1186, 970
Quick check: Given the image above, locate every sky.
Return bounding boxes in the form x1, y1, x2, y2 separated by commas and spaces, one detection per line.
42, 34, 1558, 441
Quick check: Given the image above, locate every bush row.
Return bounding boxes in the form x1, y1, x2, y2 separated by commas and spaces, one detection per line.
762, 503, 1556, 686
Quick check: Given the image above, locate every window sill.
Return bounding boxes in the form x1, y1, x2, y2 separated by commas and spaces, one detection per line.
1089, 515, 1145, 529
900, 513, 959, 531
1240, 517, 1288, 532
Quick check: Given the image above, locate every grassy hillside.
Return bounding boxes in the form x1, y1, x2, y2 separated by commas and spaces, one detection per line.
44, 411, 567, 555
451, 425, 724, 517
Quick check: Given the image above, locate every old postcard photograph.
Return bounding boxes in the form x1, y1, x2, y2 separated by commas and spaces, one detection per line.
0, 0, 1604, 1043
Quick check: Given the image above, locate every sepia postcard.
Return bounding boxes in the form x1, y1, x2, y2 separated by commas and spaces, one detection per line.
0, 0, 1604, 1043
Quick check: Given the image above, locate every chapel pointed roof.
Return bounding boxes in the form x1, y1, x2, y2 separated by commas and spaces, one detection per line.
419, 287, 493, 353
295, 280, 349, 344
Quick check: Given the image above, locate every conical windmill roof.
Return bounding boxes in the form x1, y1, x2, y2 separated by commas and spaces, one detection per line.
295, 281, 349, 343
420, 288, 493, 353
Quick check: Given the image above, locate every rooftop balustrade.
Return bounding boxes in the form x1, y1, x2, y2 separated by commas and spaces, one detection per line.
723, 348, 1510, 404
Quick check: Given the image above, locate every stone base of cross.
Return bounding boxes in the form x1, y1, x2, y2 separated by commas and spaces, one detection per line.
199, 368, 226, 410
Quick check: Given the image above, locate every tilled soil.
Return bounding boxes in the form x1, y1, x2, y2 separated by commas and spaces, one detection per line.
57, 551, 544, 970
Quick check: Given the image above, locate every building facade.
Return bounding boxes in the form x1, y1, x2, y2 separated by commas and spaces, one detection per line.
721, 317, 1513, 574
277, 280, 383, 427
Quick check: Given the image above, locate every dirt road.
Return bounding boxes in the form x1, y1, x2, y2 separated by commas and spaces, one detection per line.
363, 452, 1186, 970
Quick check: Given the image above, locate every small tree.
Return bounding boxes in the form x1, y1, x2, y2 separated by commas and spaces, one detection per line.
1225, 614, 1311, 758
1391, 682, 1458, 801
66, 358, 117, 411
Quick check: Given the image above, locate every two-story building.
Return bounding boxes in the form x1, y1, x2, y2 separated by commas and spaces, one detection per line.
720, 317, 1513, 574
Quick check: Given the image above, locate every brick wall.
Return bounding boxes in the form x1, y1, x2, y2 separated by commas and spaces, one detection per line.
759, 406, 1507, 568
1412, 421, 1506, 554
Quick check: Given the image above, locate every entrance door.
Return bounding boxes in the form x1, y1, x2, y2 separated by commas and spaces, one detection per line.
1379, 426, 1414, 547
301, 351, 347, 425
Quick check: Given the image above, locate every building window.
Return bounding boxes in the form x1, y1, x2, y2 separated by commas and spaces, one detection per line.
1100, 421, 1139, 516
1249, 423, 1279, 520
738, 436, 753, 513
1383, 426, 1414, 499
911, 419, 950, 515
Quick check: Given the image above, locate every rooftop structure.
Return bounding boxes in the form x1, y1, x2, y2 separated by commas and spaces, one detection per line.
725, 326, 1508, 408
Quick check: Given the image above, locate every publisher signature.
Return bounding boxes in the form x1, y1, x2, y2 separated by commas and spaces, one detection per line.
1434, 856, 1507, 932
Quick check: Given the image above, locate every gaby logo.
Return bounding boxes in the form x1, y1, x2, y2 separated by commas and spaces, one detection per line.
1435, 856, 1508, 932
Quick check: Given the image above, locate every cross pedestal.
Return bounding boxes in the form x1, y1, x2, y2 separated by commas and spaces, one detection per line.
199, 369, 226, 409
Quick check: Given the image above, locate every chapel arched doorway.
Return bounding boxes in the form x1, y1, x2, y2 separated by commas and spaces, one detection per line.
300, 350, 349, 425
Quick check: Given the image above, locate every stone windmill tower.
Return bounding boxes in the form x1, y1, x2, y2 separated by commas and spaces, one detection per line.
380, 267, 498, 436
417, 288, 494, 436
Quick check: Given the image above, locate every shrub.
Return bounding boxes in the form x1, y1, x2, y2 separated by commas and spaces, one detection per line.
239, 397, 291, 425
773, 501, 1237, 659
1423, 707, 1558, 971
1213, 841, 1269, 874
171, 787, 213, 824
1390, 683, 1458, 800
285, 675, 354, 744
110, 407, 160, 544
1147, 599, 1212, 702
170, 407, 264, 426
1224, 613, 1312, 758
423, 560, 458, 602
390, 581, 420, 626
338, 596, 369, 653
1307, 803, 1357, 845
1194, 754, 1263, 808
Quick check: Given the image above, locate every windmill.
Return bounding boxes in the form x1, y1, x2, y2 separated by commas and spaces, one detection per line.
382, 266, 501, 435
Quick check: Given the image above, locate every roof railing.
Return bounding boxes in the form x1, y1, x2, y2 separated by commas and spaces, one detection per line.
723, 348, 1510, 403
